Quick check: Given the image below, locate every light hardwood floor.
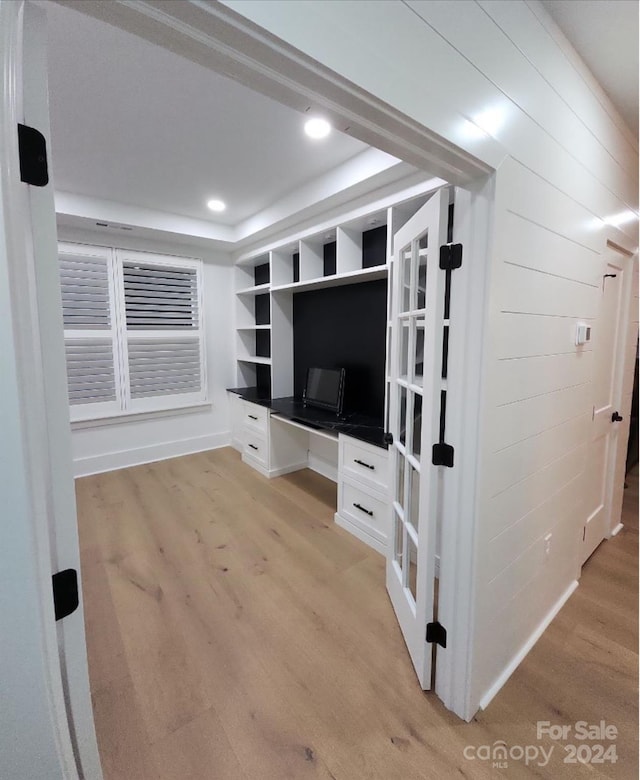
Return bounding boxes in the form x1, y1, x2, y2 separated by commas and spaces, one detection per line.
76, 449, 638, 779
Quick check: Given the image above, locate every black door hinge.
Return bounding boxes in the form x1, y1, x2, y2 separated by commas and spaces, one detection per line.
439, 243, 462, 270
432, 442, 454, 467
18, 124, 49, 186
52, 569, 79, 621
426, 621, 447, 648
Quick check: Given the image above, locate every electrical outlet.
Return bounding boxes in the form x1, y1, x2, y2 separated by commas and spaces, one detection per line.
543, 532, 552, 561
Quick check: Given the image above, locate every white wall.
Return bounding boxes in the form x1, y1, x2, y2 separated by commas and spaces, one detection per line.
222, 0, 639, 716
57, 227, 235, 476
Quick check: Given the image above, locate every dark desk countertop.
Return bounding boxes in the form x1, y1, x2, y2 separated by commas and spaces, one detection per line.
227, 387, 389, 449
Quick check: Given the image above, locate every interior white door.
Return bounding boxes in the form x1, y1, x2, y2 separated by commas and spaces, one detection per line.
1, 3, 102, 778
387, 188, 448, 688
582, 250, 630, 564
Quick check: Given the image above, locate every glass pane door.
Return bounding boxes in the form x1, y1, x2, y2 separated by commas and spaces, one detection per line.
386, 188, 448, 689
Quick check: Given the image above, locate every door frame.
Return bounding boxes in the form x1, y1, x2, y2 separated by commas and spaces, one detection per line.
4, 10, 493, 768
1, 2, 103, 778
599, 238, 637, 542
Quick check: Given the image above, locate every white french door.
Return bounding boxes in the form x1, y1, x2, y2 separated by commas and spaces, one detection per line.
387, 188, 449, 688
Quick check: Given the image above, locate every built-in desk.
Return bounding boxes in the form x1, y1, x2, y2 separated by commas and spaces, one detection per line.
227, 388, 390, 554
227, 388, 388, 448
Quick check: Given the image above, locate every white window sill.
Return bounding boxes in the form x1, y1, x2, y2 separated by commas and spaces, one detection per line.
70, 402, 212, 430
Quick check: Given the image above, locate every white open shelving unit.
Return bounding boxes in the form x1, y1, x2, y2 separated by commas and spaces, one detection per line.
232, 184, 440, 400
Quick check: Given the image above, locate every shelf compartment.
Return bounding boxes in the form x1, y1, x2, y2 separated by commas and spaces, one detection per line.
237, 329, 270, 361
299, 237, 324, 282
235, 253, 269, 292
271, 246, 299, 287
236, 361, 271, 397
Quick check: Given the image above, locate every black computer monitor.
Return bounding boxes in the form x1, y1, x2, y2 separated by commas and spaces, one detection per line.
303, 367, 345, 415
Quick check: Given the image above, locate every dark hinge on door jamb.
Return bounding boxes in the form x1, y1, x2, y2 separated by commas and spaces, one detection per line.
426, 621, 447, 648
439, 243, 463, 270
17, 124, 49, 186
52, 568, 79, 621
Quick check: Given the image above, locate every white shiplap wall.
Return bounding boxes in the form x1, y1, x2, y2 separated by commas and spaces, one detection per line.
224, 0, 639, 716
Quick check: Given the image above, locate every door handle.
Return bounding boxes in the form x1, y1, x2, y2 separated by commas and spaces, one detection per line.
611, 412, 623, 423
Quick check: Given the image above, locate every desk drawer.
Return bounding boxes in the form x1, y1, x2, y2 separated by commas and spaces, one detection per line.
341, 436, 388, 492
243, 431, 268, 467
243, 401, 269, 435
339, 479, 388, 543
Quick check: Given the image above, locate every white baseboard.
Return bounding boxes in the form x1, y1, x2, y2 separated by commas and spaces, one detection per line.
334, 512, 387, 556
610, 522, 624, 537
73, 431, 232, 478
268, 461, 308, 478
240, 455, 307, 479
478, 579, 579, 711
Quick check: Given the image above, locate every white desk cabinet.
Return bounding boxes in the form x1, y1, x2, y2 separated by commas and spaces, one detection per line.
241, 400, 308, 478
335, 434, 390, 555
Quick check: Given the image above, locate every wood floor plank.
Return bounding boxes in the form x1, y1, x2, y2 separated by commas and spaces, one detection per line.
76, 450, 638, 779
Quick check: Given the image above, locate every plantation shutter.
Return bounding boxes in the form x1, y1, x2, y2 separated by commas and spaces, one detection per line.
58, 243, 206, 422
118, 252, 205, 411
59, 243, 122, 420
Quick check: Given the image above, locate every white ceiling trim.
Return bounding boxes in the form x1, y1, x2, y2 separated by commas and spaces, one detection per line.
234, 148, 407, 242
55, 148, 415, 249
55, 191, 235, 244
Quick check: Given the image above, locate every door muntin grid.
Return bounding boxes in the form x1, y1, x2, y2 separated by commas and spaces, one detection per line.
391, 228, 428, 607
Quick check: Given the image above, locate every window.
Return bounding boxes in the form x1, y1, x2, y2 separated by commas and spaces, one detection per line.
59, 242, 206, 422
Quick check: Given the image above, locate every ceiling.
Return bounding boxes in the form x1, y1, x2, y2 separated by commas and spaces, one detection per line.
541, 0, 639, 136
44, 2, 375, 228
45, 0, 637, 246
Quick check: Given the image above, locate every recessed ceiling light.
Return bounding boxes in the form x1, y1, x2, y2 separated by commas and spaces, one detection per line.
304, 117, 331, 139
207, 199, 226, 212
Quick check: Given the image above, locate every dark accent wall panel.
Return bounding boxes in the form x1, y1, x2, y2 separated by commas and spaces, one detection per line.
254, 262, 270, 286
255, 329, 271, 358
293, 279, 387, 419
255, 293, 270, 325
323, 241, 337, 276
255, 364, 271, 397
362, 225, 387, 268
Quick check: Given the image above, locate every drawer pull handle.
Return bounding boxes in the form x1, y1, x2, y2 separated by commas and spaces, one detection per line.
354, 458, 375, 470
248, 414, 258, 420
248, 444, 258, 451
353, 502, 373, 517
